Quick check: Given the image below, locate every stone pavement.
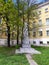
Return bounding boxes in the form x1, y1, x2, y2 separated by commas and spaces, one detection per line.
26, 54, 38, 65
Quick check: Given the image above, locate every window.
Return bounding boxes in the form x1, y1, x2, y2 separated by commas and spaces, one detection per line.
38, 20, 42, 26
0, 18, 1, 23
39, 11, 41, 15
46, 30, 49, 36
33, 22, 36, 25
47, 41, 49, 44
33, 41, 36, 44
39, 31, 42, 36
46, 18, 49, 26
33, 32, 36, 37
0, 29, 2, 35
33, 22, 36, 28
40, 41, 43, 44
5, 32, 8, 36
45, 8, 48, 13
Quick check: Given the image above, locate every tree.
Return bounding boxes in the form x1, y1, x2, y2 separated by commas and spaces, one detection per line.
0, 0, 18, 47
20, 0, 27, 45
0, 0, 38, 47
15, 0, 38, 46
16, 0, 20, 45
20, 0, 38, 45
15, 0, 25, 45
26, 0, 38, 38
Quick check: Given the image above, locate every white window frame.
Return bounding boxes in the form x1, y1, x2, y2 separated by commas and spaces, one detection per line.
46, 30, 49, 36
38, 11, 41, 15
45, 8, 48, 13
39, 31, 42, 36
46, 18, 49, 26
38, 20, 42, 26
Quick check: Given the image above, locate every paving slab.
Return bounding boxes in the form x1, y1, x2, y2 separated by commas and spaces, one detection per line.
26, 54, 38, 65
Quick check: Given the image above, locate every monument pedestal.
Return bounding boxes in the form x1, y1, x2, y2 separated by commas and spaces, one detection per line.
15, 47, 41, 54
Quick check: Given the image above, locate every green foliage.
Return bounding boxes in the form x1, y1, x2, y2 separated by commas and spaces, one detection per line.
16, 44, 21, 49
0, 0, 38, 45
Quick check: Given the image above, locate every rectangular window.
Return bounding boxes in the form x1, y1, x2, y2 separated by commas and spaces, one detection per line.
33, 22, 36, 28
38, 20, 42, 26
33, 32, 36, 37
39, 31, 42, 36
0, 18, 1, 23
39, 11, 41, 15
45, 8, 48, 13
33, 22, 36, 25
46, 18, 49, 26
46, 30, 49, 36
33, 41, 36, 44
40, 41, 43, 44
47, 41, 49, 44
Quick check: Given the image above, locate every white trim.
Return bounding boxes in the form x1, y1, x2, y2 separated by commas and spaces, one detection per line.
0, 39, 17, 46
38, 29, 42, 31
30, 38, 49, 45
46, 28, 49, 30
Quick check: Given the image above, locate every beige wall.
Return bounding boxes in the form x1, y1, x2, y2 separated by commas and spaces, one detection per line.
30, 2, 49, 39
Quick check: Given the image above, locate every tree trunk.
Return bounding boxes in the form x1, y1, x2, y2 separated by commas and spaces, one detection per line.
12, 32, 14, 45
21, 2, 24, 45
21, 16, 24, 45
7, 26, 10, 47
16, 0, 20, 45
27, 0, 30, 37
17, 27, 19, 45
21, 25, 24, 45
5, 16, 11, 47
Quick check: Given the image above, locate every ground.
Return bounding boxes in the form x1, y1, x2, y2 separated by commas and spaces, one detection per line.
0, 45, 49, 65
0, 46, 29, 65
32, 45, 49, 65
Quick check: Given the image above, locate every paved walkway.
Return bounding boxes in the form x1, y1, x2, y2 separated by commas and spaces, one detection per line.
26, 54, 38, 65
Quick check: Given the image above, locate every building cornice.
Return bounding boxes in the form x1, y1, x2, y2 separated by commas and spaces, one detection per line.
38, 1, 49, 8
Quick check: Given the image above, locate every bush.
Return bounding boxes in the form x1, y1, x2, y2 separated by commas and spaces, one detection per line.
16, 44, 21, 49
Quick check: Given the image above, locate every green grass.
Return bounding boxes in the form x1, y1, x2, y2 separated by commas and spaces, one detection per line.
31, 45, 49, 65
0, 46, 29, 65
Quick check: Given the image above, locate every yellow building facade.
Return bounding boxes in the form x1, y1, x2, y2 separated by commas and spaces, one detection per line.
0, 1, 49, 46
30, 1, 49, 45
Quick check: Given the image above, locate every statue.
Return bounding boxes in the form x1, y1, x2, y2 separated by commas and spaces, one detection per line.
22, 22, 30, 48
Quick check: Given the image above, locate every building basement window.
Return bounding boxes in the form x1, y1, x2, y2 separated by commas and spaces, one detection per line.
33, 41, 36, 44
47, 41, 49, 44
40, 41, 43, 44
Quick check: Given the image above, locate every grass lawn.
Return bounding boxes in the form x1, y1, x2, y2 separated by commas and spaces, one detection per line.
31, 45, 49, 65
0, 46, 29, 65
